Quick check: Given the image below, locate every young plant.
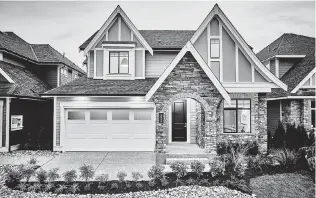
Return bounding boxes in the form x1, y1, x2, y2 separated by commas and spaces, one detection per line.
17, 183, 27, 191
170, 161, 187, 185
126, 181, 132, 189
148, 179, 156, 187
95, 173, 109, 185
84, 183, 91, 191
148, 165, 165, 180
55, 184, 67, 194
79, 164, 94, 182
111, 182, 119, 190
4, 165, 24, 187
44, 183, 54, 192
199, 178, 210, 186
22, 164, 36, 183
63, 170, 77, 183
68, 183, 79, 194
28, 158, 37, 165
132, 172, 143, 182
135, 182, 143, 189
186, 177, 197, 185
209, 158, 226, 178
36, 169, 48, 183
28, 183, 41, 192
47, 168, 60, 183
190, 160, 205, 179
117, 171, 127, 183
160, 176, 169, 187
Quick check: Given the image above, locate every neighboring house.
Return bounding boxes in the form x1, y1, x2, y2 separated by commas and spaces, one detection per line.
42, 4, 287, 160
257, 33, 315, 135
0, 31, 85, 152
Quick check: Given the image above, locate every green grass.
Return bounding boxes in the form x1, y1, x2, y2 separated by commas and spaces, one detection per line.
250, 172, 315, 198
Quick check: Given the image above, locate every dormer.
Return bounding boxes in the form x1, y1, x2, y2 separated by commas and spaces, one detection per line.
83, 6, 153, 80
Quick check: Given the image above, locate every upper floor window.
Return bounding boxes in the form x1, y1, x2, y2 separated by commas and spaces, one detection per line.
109, 51, 129, 74
223, 99, 251, 133
210, 39, 220, 58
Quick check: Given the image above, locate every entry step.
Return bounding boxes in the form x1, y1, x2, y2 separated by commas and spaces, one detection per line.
166, 157, 209, 165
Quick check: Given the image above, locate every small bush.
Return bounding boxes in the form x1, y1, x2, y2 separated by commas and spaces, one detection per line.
229, 148, 248, 178
170, 161, 187, 184
47, 168, 60, 182
36, 169, 48, 183
247, 154, 271, 174
84, 183, 91, 191
111, 182, 119, 190
216, 140, 259, 155
148, 179, 156, 187
63, 170, 77, 183
28, 158, 37, 165
126, 181, 132, 189
135, 182, 143, 189
148, 165, 165, 180
68, 183, 79, 194
55, 184, 67, 194
117, 171, 127, 182
79, 164, 94, 182
4, 165, 24, 187
186, 177, 197, 185
190, 160, 205, 179
270, 148, 298, 170
44, 183, 54, 192
17, 183, 27, 191
161, 176, 169, 187
224, 178, 252, 194
209, 158, 225, 178
95, 173, 109, 184
22, 164, 37, 183
298, 145, 315, 173
198, 178, 210, 186
131, 172, 143, 182
28, 183, 41, 192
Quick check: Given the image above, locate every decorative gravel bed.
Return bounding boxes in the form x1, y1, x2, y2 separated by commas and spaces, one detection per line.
0, 183, 255, 198
0, 150, 60, 158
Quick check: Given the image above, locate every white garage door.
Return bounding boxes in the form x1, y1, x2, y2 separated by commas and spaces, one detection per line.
64, 108, 155, 151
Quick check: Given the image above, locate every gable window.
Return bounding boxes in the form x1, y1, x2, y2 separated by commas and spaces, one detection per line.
223, 99, 251, 133
109, 51, 129, 74
210, 39, 220, 58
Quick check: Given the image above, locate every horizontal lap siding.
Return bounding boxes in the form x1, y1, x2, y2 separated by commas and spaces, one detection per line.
279, 58, 297, 78
145, 51, 178, 78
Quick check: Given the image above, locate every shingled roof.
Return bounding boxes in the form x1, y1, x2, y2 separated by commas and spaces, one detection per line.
257, 33, 315, 61
0, 61, 50, 98
79, 30, 195, 50
42, 77, 158, 96
262, 34, 316, 98
0, 31, 85, 74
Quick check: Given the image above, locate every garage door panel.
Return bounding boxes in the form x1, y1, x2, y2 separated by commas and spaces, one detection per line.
65, 108, 154, 151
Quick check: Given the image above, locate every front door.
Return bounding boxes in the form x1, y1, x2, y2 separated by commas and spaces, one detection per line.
172, 100, 187, 142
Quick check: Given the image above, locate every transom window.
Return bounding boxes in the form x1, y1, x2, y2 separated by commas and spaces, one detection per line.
210, 39, 220, 58
109, 51, 129, 74
224, 99, 251, 133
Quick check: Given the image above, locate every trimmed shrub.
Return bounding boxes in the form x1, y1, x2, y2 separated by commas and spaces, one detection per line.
47, 168, 60, 182
190, 160, 205, 179
132, 172, 143, 182
36, 169, 48, 183
63, 170, 77, 183
117, 171, 127, 182
170, 161, 187, 184
209, 158, 225, 178
79, 164, 94, 182
148, 165, 165, 180
273, 121, 286, 148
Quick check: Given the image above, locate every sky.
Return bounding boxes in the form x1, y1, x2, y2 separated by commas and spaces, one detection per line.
0, 1, 315, 69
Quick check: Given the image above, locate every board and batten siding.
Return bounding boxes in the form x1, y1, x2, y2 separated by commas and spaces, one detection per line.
222, 28, 236, 82
145, 51, 178, 78
42, 66, 58, 88
238, 49, 252, 82
267, 100, 281, 135
88, 51, 94, 78
135, 50, 144, 78
194, 28, 208, 63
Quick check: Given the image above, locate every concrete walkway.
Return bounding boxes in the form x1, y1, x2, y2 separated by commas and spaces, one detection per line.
40, 152, 155, 180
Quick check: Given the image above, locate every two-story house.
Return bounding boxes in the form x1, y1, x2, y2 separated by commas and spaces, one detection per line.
0, 31, 85, 152
257, 33, 315, 135
43, 4, 287, 162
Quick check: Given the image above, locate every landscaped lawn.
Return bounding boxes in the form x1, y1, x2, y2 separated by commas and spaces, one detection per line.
250, 172, 315, 198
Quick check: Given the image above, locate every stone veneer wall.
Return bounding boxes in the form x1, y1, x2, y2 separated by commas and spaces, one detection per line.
217, 93, 268, 153
281, 99, 312, 131
151, 52, 222, 154
195, 101, 205, 148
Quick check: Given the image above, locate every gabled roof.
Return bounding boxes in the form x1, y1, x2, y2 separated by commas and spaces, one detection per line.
268, 52, 315, 98
189, 4, 287, 91
0, 31, 85, 74
42, 77, 157, 96
257, 33, 315, 61
0, 61, 50, 98
79, 30, 195, 50
83, 5, 153, 55
145, 41, 231, 104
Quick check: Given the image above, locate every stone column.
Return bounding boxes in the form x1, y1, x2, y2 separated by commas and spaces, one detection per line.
204, 107, 217, 154
258, 95, 268, 153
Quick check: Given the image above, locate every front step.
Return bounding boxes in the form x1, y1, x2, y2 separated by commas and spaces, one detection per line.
166, 157, 209, 165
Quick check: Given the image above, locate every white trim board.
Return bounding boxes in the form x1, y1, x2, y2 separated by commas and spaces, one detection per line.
266, 96, 316, 101
261, 55, 306, 62
190, 4, 287, 91
145, 41, 231, 105
0, 68, 14, 83
291, 67, 316, 93
83, 5, 153, 55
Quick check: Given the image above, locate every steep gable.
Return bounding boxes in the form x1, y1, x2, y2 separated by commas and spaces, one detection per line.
190, 4, 287, 90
